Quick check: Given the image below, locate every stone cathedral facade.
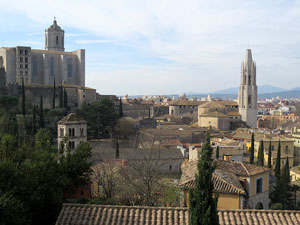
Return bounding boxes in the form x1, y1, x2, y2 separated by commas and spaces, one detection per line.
238, 49, 258, 128
0, 19, 85, 87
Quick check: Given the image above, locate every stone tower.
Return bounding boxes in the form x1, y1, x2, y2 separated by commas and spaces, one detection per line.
238, 49, 257, 128
45, 18, 65, 51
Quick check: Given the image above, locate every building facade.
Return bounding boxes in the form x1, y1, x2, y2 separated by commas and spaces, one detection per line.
238, 49, 257, 128
0, 18, 85, 87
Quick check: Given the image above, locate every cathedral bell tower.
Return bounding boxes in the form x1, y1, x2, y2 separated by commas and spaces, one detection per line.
45, 18, 65, 51
238, 49, 258, 128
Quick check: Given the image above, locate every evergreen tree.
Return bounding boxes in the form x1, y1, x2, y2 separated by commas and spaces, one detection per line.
59, 83, 63, 108
268, 140, 272, 168
275, 140, 281, 179
189, 133, 219, 225
64, 89, 68, 109
21, 77, 25, 116
250, 133, 254, 164
31, 105, 37, 135
39, 95, 44, 128
119, 98, 123, 118
216, 145, 219, 159
115, 139, 119, 159
52, 77, 56, 109
257, 140, 264, 166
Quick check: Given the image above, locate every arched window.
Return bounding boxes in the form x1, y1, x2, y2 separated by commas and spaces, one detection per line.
67, 58, 72, 77
50, 57, 54, 77
32, 56, 38, 77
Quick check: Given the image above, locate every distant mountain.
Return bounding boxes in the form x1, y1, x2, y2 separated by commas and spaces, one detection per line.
210, 85, 285, 95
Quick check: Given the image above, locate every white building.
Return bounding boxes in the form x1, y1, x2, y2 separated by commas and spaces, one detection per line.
0, 18, 85, 86
57, 113, 87, 151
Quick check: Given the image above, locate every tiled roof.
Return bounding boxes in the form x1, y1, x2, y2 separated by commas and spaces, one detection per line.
200, 111, 228, 118
198, 101, 225, 108
58, 113, 86, 124
227, 111, 241, 116
169, 99, 204, 106
56, 203, 300, 225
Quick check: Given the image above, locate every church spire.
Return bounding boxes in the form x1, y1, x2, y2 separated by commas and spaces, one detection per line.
45, 18, 65, 51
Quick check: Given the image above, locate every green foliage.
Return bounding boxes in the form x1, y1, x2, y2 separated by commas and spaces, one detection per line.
275, 140, 281, 179
32, 106, 37, 136
270, 202, 283, 210
59, 84, 63, 108
22, 77, 25, 116
257, 140, 264, 166
189, 133, 219, 225
39, 95, 44, 128
250, 133, 254, 164
268, 140, 272, 168
115, 139, 119, 159
216, 145, 219, 159
64, 89, 68, 110
0, 95, 18, 111
76, 98, 118, 139
0, 131, 92, 225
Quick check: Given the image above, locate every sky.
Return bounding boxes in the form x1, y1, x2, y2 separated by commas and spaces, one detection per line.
0, 0, 300, 95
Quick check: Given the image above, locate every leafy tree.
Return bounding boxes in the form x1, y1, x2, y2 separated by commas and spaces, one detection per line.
250, 133, 254, 164
21, 77, 25, 116
275, 140, 281, 179
216, 145, 219, 159
257, 140, 264, 166
268, 140, 272, 168
76, 98, 118, 139
119, 98, 123, 118
52, 77, 56, 109
0, 95, 18, 111
189, 133, 219, 225
39, 95, 44, 128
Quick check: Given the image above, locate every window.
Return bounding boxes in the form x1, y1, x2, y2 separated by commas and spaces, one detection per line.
25, 57, 28, 63
248, 95, 252, 107
56, 36, 59, 45
50, 57, 54, 77
67, 58, 72, 77
25, 64, 28, 69
19, 50, 23, 55
271, 145, 274, 151
32, 56, 38, 77
286, 146, 289, 154
169, 165, 172, 171
25, 50, 28, 55
72, 128, 75, 137
20, 64, 23, 69
25, 71, 28, 76
69, 128, 72, 136
20, 57, 23, 62
80, 128, 84, 137
60, 128, 64, 136
256, 178, 263, 194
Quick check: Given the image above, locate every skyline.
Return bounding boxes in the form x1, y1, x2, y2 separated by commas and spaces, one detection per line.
0, 0, 300, 95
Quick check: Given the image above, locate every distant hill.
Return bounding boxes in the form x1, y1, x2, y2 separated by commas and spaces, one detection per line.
211, 85, 285, 95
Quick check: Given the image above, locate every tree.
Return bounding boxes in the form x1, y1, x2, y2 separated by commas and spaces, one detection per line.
31, 105, 37, 135
250, 133, 254, 164
275, 140, 281, 179
21, 77, 25, 116
216, 145, 219, 159
52, 77, 56, 109
257, 140, 264, 166
119, 98, 123, 118
115, 139, 119, 159
63, 88, 68, 109
59, 83, 63, 108
268, 140, 272, 168
39, 95, 44, 128
189, 133, 219, 225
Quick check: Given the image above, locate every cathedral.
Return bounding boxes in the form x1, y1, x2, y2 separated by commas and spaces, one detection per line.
0, 18, 85, 86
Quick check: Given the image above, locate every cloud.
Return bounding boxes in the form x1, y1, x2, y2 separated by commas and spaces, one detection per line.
1, 0, 300, 94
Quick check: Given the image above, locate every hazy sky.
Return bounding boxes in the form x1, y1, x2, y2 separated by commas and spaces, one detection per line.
0, 0, 300, 95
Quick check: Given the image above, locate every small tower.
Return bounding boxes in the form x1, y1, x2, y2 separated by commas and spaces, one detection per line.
45, 17, 65, 51
238, 49, 258, 128
57, 113, 87, 151
0, 56, 6, 89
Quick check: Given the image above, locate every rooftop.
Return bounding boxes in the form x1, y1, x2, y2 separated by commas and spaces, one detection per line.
58, 113, 86, 124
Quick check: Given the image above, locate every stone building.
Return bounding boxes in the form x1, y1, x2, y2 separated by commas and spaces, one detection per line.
238, 49, 258, 128
0, 18, 85, 86
57, 113, 87, 151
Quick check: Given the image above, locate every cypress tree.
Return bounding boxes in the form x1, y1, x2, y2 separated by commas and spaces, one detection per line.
52, 77, 56, 109
257, 140, 264, 166
216, 145, 219, 159
250, 133, 254, 164
275, 140, 281, 179
268, 140, 272, 168
119, 98, 123, 118
59, 83, 63, 108
32, 105, 37, 135
63, 89, 68, 109
39, 95, 44, 128
189, 133, 219, 225
115, 139, 119, 159
21, 77, 25, 116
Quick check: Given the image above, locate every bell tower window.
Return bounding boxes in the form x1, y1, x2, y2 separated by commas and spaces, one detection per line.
56, 36, 59, 45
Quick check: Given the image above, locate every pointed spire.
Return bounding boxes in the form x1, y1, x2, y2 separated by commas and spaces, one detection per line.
245, 49, 252, 64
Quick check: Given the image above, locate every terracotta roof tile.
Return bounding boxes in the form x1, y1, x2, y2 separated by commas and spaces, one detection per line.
56, 204, 300, 225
